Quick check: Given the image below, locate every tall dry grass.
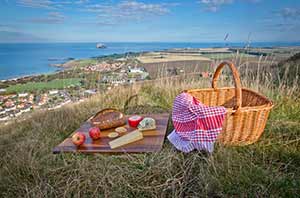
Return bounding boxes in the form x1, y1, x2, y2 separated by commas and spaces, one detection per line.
0, 54, 299, 197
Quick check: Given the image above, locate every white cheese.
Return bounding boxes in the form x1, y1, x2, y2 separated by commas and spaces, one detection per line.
138, 118, 156, 131
109, 130, 143, 149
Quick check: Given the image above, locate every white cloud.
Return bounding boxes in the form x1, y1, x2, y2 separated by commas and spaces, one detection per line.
118, 1, 169, 15
266, 7, 300, 32
85, 0, 176, 25
259, 7, 300, 34
75, 0, 89, 4
199, 0, 233, 12
278, 8, 300, 19
17, 0, 54, 9
198, 0, 262, 12
17, 0, 71, 9
28, 12, 65, 24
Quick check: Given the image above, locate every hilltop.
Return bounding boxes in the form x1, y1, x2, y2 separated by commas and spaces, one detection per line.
0, 51, 299, 197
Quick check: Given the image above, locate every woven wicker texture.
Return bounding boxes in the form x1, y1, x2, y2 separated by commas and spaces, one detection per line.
187, 61, 274, 145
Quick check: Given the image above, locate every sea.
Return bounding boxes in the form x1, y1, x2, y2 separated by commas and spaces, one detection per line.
1, 42, 300, 80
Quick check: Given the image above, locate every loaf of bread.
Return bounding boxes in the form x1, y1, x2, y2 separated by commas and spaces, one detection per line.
90, 108, 126, 130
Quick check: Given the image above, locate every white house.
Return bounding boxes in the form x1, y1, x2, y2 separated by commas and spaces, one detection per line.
84, 89, 97, 95
5, 106, 16, 112
18, 93, 28, 97
20, 106, 31, 113
49, 90, 59, 95
128, 67, 145, 73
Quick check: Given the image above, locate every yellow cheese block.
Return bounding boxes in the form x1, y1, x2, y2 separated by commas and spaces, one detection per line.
109, 130, 143, 149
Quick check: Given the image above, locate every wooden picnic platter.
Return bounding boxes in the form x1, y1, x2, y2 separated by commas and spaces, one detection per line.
53, 113, 170, 154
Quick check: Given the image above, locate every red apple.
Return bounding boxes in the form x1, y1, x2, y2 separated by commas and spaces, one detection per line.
89, 127, 101, 140
72, 132, 86, 146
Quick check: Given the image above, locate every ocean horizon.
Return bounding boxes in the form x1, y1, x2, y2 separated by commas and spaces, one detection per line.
1, 42, 300, 80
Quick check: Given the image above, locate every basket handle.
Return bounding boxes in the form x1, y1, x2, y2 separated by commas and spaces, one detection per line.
212, 61, 242, 111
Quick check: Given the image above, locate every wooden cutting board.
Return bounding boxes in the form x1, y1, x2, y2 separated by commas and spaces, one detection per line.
53, 113, 170, 154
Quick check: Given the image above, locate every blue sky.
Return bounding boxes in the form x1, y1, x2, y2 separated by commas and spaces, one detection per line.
0, 0, 300, 42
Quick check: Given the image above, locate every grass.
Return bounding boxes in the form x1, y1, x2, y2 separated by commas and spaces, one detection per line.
5, 78, 82, 93
0, 56, 299, 197
76, 59, 99, 67
62, 59, 99, 68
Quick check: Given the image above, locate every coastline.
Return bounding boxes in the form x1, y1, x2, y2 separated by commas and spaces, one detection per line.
1, 42, 300, 81
0, 67, 64, 83
2, 45, 300, 83
0, 51, 144, 83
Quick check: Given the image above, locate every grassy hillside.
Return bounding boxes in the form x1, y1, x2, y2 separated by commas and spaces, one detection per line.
0, 61, 299, 197
275, 52, 300, 86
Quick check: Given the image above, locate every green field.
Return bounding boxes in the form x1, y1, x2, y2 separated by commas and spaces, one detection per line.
202, 53, 255, 59
75, 59, 99, 67
6, 78, 82, 93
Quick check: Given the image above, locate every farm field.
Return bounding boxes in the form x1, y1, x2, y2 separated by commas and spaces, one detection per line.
5, 78, 82, 93
201, 52, 255, 59
137, 52, 211, 63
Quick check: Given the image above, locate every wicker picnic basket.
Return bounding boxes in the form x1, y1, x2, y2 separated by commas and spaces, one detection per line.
186, 61, 274, 146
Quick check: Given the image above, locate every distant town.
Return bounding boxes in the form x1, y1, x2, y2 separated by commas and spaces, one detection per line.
1, 46, 300, 123
0, 62, 150, 122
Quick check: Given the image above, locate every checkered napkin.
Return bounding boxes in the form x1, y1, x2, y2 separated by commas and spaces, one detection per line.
167, 92, 226, 153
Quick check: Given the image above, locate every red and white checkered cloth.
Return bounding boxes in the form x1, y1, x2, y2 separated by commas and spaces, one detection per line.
167, 92, 226, 153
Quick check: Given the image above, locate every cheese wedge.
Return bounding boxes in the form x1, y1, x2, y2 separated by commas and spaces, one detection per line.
137, 118, 156, 131
109, 130, 143, 149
